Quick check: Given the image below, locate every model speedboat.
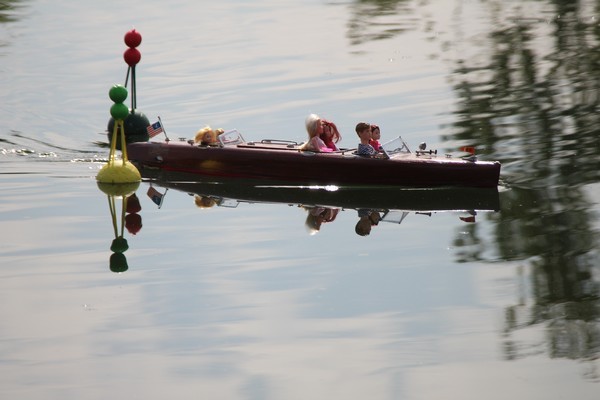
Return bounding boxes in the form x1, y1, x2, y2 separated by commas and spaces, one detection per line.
127, 131, 501, 188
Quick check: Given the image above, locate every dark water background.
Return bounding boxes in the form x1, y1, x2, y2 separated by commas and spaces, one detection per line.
1, 0, 600, 399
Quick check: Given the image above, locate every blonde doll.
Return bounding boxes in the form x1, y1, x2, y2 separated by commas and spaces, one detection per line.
299, 114, 341, 152
194, 126, 225, 146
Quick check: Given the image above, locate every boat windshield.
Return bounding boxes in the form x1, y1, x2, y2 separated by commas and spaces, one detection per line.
380, 210, 408, 224
381, 136, 411, 158
218, 129, 246, 146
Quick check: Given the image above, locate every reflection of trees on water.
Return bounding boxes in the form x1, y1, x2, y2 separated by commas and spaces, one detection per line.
346, 0, 416, 45
0, 0, 24, 24
1, 0, 25, 51
444, 0, 600, 374
343, 0, 600, 372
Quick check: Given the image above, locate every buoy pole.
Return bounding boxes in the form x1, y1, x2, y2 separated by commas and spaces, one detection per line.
131, 66, 136, 111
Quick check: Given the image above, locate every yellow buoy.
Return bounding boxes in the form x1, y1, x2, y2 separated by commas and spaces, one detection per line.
97, 85, 141, 184
96, 160, 141, 186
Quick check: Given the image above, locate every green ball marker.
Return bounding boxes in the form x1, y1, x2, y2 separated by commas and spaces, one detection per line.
110, 252, 129, 273
110, 237, 129, 253
109, 84, 128, 103
110, 103, 129, 120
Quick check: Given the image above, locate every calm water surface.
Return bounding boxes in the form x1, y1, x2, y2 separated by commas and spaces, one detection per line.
1, 0, 600, 399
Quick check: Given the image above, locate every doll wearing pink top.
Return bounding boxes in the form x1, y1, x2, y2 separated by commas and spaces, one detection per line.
300, 114, 342, 152
369, 124, 382, 151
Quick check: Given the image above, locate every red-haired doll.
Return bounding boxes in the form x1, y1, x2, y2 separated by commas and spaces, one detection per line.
300, 114, 342, 152
369, 124, 382, 151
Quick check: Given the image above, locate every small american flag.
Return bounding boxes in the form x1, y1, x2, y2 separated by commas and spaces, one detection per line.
147, 121, 163, 138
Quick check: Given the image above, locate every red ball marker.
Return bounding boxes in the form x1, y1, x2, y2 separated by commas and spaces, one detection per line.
124, 29, 142, 48
123, 47, 141, 66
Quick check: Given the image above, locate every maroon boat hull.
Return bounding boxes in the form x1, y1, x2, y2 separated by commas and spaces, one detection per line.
127, 141, 501, 188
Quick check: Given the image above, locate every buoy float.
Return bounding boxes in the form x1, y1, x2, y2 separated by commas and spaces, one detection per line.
97, 84, 141, 183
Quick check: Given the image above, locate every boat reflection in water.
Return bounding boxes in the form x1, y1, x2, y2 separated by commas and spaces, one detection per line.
143, 170, 500, 236
144, 170, 500, 210
96, 172, 499, 272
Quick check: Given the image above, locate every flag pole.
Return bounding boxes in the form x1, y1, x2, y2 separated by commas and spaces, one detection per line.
158, 188, 168, 209
157, 116, 170, 142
